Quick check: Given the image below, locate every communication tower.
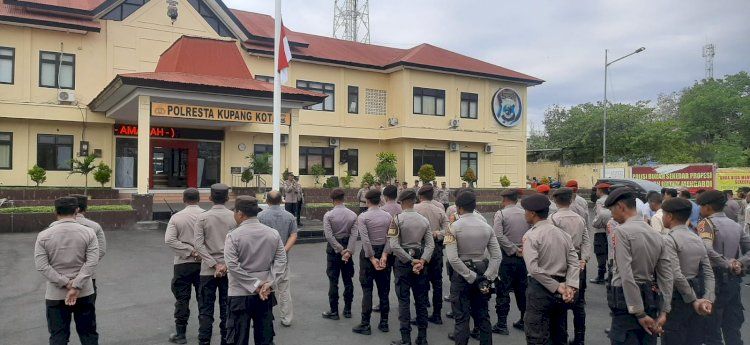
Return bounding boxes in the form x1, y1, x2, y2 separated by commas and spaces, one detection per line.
333, 0, 370, 43
702, 43, 715, 79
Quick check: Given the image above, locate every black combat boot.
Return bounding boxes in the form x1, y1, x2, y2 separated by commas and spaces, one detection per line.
428, 313, 442, 325
352, 322, 372, 335
391, 331, 411, 345
169, 325, 187, 344
321, 310, 340, 320
343, 304, 352, 318
378, 316, 390, 332
512, 319, 525, 330
569, 331, 585, 345
415, 328, 428, 345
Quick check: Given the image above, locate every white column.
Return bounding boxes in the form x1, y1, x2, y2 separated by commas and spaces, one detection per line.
137, 95, 150, 195
288, 110, 300, 174
271, 0, 282, 191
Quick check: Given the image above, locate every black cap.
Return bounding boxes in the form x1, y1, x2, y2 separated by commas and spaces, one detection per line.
54, 196, 79, 208
661, 197, 692, 213
604, 188, 635, 208
500, 189, 519, 197
552, 187, 574, 197
398, 189, 417, 203
520, 194, 551, 212
210, 183, 229, 197
70, 194, 88, 208
696, 190, 726, 206
233, 195, 258, 212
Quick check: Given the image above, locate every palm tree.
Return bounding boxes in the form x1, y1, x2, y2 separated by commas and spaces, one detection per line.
69, 155, 98, 196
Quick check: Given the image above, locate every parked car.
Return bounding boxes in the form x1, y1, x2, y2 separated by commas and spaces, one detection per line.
590, 178, 663, 202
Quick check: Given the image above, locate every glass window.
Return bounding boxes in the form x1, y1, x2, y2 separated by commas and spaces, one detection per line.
115, 138, 138, 188
460, 152, 478, 179
413, 87, 445, 116
297, 80, 335, 111
255, 75, 274, 83
198, 142, 221, 187
460, 92, 478, 119
299, 147, 334, 175
37, 134, 73, 171
186, 0, 235, 38
345, 149, 358, 176
39, 51, 75, 89
413, 149, 446, 176
0, 47, 14, 84
253, 144, 273, 171
102, 0, 148, 21
0, 132, 11, 169
348, 86, 359, 114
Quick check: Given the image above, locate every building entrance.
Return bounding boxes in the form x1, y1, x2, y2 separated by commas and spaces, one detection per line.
150, 140, 198, 189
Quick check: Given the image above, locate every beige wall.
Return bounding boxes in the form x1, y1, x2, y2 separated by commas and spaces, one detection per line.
527, 161, 631, 188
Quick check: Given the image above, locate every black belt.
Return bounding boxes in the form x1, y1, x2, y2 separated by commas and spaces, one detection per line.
608, 283, 661, 312
462, 259, 489, 275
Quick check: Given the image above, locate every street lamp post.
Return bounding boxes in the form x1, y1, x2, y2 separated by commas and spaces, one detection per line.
602, 47, 645, 178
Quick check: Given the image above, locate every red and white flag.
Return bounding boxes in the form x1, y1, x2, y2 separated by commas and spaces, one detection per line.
277, 22, 291, 83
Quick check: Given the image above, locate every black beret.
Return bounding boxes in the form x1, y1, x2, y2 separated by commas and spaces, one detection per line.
520, 194, 550, 212
604, 187, 635, 208
69, 194, 88, 208
418, 184, 434, 196
696, 190, 726, 206
661, 197, 692, 213
397, 189, 417, 202
500, 189, 519, 197
233, 195, 258, 212
211, 183, 229, 193
552, 187, 574, 197
55, 196, 79, 208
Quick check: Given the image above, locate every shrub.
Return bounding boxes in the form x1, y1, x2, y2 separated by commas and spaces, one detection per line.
361, 172, 376, 187
375, 152, 398, 184
462, 167, 477, 188
248, 153, 272, 175
323, 176, 340, 188
0, 204, 133, 214
70, 154, 98, 195
241, 168, 254, 187
500, 175, 511, 187
418, 164, 436, 184
93, 162, 112, 187
310, 164, 326, 186
28, 165, 47, 187
340, 171, 354, 188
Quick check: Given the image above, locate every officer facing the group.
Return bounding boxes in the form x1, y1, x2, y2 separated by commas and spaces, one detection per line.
388, 189, 435, 345
660, 197, 715, 345
224, 196, 288, 345
491, 188, 530, 335
521, 194, 580, 345
445, 190, 502, 345
164, 188, 204, 344
695, 189, 750, 345
414, 184, 449, 324
194, 183, 237, 345
605, 188, 673, 345
321, 188, 358, 320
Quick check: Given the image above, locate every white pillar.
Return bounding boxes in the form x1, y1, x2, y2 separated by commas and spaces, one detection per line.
137, 95, 151, 195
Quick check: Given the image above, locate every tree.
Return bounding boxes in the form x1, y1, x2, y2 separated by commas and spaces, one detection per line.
374, 152, 398, 184
240, 168, 254, 187
28, 165, 47, 187
70, 155, 98, 195
310, 164, 326, 186
361, 172, 376, 187
462, 167, 477, 188
248, 153, 272, 174
499, 175, 511, 187
93, 162, 112, 187
418, 164, 436, 184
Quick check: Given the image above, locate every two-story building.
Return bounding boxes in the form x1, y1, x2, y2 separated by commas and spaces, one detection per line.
0, 0, 543, 194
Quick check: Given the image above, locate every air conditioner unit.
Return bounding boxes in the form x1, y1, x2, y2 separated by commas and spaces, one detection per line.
329, 138, 340, 147
388, 118, 399, 126
280, 134, 289, 146
484, 144, 494, 153
449, 142, 460, 151
449, 119, 460, 128
57, 90, 75, 103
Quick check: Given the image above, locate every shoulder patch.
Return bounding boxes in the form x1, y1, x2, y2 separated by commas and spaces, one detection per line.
696, 219, 714, 241
387, 217, 400, 237
444, 225, 457, 245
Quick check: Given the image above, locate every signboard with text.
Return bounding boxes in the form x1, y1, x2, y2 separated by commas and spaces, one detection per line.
113, 124, 225, 141
716, 168, 750, 192
151, 102, 291, 125
631, 164, 715, 194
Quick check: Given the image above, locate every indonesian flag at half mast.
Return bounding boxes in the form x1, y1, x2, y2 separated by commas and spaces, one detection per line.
277, 22, 291, 83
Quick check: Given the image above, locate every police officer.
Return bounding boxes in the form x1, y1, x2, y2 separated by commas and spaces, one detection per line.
194, 183, 236, 345
164, 188, 204, 344
224, 196, 288, 345
520, 194, 580, 345
35, 196, 99, 345
550, 188, 590, 345
445, 190, 501, 345
590, 183, 612, 284
352, 189, 393, 336
491, 188, 530, 335
381, 185, 403, 218
438, 181, 451, 210
414, 184, 449, 324
660, 197, 715, 345
696, 189, 750, 345
321, 188, 358, 320
389, 189, 435, 345
564, 180, 590, 226
71, 194, 106, 296
605, 188, 673, 345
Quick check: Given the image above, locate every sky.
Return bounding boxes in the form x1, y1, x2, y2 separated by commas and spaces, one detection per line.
225, 0, 750, 131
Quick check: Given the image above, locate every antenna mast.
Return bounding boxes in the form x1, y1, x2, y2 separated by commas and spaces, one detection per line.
333, 0, 370, 43
702, 43, 715, 79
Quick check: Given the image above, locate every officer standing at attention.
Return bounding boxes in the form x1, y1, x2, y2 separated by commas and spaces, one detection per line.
491, 188, 530, 335
605, 188, 673, 345
352, 189, 393, 336
194, 183, 236, 345
381, 185, 403, 218
590, 183, 612, 284
520, 194, 579, 345
445, 190, 502, 345
164, 188, 204, 344
695, 189, 750, 345
257, 190, 298, 327
414, 184, 449, 324
659, 197, 715, 345
35, 196, 99, 345
71, 194, 106, 296
439, 181, 452, 210
549, 188, 591, 345
224, 196, 288, 345
564, 180, 590, 226
321, 188, 358, 320
536, 185, 558, 216
388, 189, 435, 345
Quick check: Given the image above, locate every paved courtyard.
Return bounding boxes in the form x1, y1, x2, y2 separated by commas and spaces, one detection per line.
1, 228, 749, 345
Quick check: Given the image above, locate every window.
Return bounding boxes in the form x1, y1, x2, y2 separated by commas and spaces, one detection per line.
460, 152, 478, 179
115, 138, 138, 187
253, 144, 273, 170
102, 0, 148, 21
297, 80, 335, 111
413, 87, 445, 116
342, 149, 358, 176
255, 75, 274, 83
0, 47, 14, 84
0, 132, 11, 169
299, 147, 334, 175
39, 52, 75, 89
413, 149, 445, 176
187, 0, 235, 38
348, 86, 359, 114
37, 134, 73, 170
198, 142, 221, 187
460, 92, 478, 119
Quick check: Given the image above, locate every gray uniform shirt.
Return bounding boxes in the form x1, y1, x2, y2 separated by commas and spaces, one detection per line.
76, 214, 106, 279
445, 212, 502, 283
356, 188, 368, 207
592, 195, 612, 234
165, 205, 205, 265
381, 201, 403, 218
571, 194, 590, 227
34, 219, 99, 300
725, 199, 741, 223
697, 212, 750, 270
522, 220, 580, 293
258, 205, 298, 244
437, 188, 451, 205
282, 181, 301, 203
224, 218, 287, 296
611, 216, 674, 314
323, 204, 358, 254
492, 204, 529, 256
388, 209, 434, 263
194, 204, 236, 275
357, 206, 393, 258
550, 207, 592, 262
414, 201, 448, 242
664, 225, 715, 303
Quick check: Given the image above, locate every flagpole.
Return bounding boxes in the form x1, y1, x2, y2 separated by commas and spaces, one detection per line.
272, 0, 282, 191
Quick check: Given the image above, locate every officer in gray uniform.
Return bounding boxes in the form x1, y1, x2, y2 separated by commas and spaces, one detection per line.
71, 194, 106, 296
491, 188, 530, 335
194, 183, 237, 345
521, 194, 580, 345
388, 189, 435, 345
164, 188, 204, 344
659, 197, 715, 345
445, 190, 502, 345
321, 188, 358, 320
414, 184, 449, 324
352, 189, 393, 336
696, 189, 750, 345
381, 185, 403, 218
35, 196, 99, 345
224, 196, 287, 345
591, 183, 612, 284
605, 188, 673, 345
550, 188, 590, 345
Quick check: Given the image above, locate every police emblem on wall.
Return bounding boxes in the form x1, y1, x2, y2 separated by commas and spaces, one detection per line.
492, 88, 523, 127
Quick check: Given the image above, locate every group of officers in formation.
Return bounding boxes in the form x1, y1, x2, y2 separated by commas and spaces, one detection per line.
32, 179, 750, 345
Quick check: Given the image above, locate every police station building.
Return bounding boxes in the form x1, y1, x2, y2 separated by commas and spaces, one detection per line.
0, 0, 543, 193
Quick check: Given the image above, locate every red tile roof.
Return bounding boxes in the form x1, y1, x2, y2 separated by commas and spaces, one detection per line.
0, 3, 100, 31
7, 0, 104, 11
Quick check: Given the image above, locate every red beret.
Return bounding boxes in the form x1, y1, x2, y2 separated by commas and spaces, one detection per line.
536, 185, 551, 193
595, 182, 611, 189
565, 180, 578, 188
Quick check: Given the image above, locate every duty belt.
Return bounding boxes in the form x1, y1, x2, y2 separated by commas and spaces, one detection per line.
607, 282, 661, 312
462, 259, 489, 275
406, 247, 424, 259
